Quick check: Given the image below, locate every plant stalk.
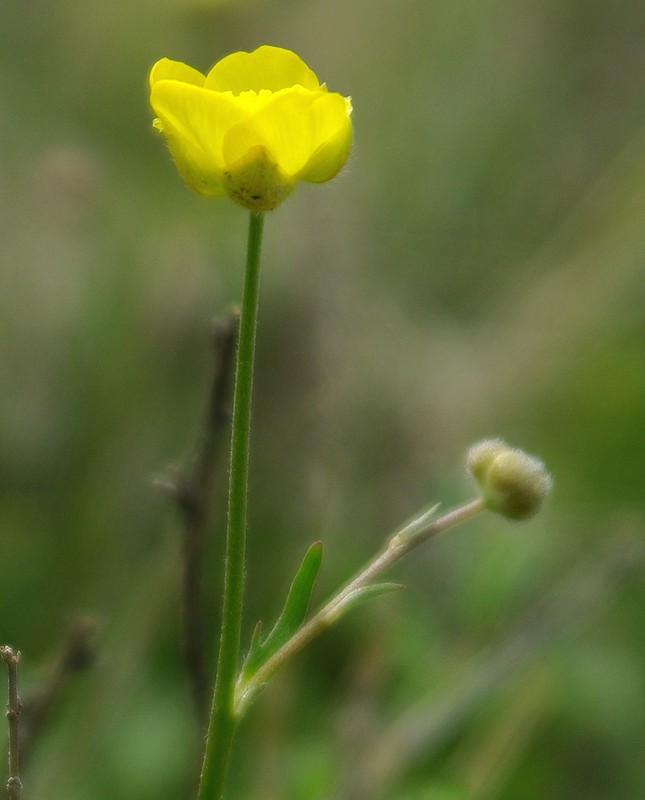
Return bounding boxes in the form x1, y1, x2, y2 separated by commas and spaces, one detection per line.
1, 646, 23, 800
197, 211, 265, 800
235, 498, 485, 714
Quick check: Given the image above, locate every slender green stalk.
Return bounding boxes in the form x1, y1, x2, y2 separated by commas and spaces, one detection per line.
197, 211, 265, 800
235, 498, 485, 715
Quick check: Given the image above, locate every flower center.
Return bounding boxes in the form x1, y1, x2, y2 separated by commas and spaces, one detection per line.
223, 145, 296, 211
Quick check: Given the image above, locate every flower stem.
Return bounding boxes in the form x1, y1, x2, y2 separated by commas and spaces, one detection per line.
197, 211, 265, 800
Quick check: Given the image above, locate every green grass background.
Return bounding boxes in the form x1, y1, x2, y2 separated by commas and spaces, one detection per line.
1, 1, 644, 798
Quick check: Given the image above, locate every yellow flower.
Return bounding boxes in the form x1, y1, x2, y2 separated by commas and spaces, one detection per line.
149, 45, 353, 211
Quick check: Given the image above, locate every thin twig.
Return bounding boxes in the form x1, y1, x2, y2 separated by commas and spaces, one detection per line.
20, 616, 98, 763
159, 308, 239, 723
1, 647, 23, 800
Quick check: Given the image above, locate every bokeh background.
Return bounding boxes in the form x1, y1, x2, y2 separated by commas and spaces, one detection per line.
2, 1, 644, 798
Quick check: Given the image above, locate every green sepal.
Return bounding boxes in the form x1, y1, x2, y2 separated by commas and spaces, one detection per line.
241, 541, 323, 681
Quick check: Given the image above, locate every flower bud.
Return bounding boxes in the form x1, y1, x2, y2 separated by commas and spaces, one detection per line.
467, 439, 552, 520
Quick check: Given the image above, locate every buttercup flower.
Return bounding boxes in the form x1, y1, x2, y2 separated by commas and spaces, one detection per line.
149, 45, 353, 211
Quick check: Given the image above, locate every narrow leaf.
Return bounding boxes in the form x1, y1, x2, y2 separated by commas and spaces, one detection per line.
332, 582, 404, 621
241, 541, 323, 681
239, 621, 265, 683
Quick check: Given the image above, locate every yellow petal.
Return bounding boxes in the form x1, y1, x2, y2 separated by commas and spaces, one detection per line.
298, 96, 353, 183
222, 89, 352, 179
204, 45, 322, 93
150, 81, 249, 196
226, 89, 276, 116
149, 57, 205, 90
148, 47, 353, 205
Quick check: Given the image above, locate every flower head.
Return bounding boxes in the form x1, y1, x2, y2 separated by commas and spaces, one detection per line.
149, 46, 353, 211
467, 439, 552, 520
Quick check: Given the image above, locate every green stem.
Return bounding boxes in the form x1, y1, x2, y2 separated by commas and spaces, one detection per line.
235, 498, 485, 715
197, 211, 265, 800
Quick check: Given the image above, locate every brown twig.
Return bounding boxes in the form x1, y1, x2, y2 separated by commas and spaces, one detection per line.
19, 616, 97, 763
159, 309, 239, 724
1, 647, 22, 800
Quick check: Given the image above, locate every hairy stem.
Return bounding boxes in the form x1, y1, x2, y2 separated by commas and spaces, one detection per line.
197, 211, 265, 800
236, 499, 485, 714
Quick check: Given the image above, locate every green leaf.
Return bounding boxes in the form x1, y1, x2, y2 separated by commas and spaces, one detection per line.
331, 582, 404, 621
241, 541, 323, 681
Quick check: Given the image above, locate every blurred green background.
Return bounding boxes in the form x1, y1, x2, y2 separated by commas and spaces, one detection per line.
1, 1, 644, 798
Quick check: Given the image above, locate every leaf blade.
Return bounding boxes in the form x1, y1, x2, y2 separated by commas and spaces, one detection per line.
241, 541, 323, 680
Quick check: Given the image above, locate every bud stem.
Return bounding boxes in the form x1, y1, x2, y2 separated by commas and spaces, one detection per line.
235, 498, 485, 715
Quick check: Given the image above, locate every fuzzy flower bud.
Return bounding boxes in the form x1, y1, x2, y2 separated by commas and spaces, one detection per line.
467, 439, 552, 520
